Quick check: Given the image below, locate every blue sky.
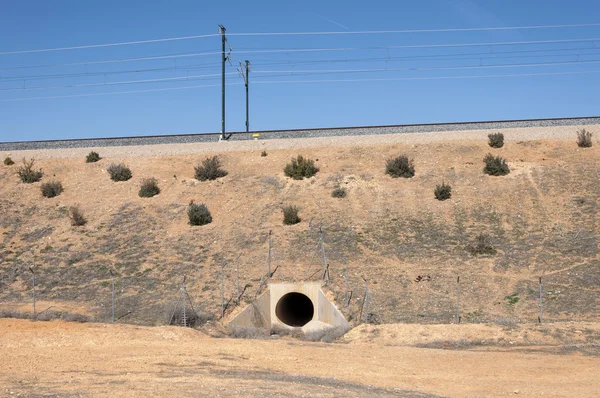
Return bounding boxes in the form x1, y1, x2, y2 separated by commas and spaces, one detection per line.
1, 0, 600, 141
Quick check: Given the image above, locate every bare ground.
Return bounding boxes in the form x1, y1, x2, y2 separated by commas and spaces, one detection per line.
1, 319, 599, 397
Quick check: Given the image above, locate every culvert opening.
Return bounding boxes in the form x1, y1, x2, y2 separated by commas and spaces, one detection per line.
275, 292, 314, 327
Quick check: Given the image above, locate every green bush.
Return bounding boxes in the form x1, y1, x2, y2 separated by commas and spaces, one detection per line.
483, 154, 510, 176
194, 156, 228, 181
282, 205, 301, 225
385, 155, 415, 178
467, 234, 497, 256
331, 186, 346, 198
3, 156, 14, 166
261, 150, 268, 157
434, 182, 452, 201
69, 206, 87, 226
577, 129, 593, 148
283, 155, 319, 180
488, 133, 504, 148
17, 158, 43, 183
188, 201, 212, 226
139, 178, 160, 198
41, 181, 63, 198
107, 163, 132, 181
86, 151, 101, 163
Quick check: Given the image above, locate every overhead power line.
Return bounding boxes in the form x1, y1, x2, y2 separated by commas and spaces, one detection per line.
227, 23, 600, 37
0, 34, 220, 56
252, 69, 600, 84
3, 37, 600, 72
2, 69, 600, 102
252, 58, 600, 75
0, 72, 237, 92
3, 22, 597, 55
5, 47, 600, 83
6, 58, 600, 93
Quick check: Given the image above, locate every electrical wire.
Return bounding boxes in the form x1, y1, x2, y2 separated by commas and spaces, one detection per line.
2, 69, 599, 102
227, 23, 600, 37
252, 69, 600, 84
3, 22, 598, 56
0, 34, 220, 56
5, 47, 600, 83
0, 72, 237, 92
251, 59, 600, 76
6, 58, 600, 93
3, 37, 600, 72
0, 82, 243, 102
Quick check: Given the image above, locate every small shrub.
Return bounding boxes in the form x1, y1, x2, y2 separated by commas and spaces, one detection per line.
385, 155, 415, 178
41, 181, 63, 198
282, 205, 301, 225
483, 153, 510, 176
488, 132, 504, 148
434, 182, 452, 201
577, 129, 593, 148
194, 156, 228, 181
261, 150, 268, 157
86, 151, 101, 163
139, 178, 160, 198
17, 158, 43, 183
331, 186, 346, 198
283, 155, 319, 180
69, 206, 87, 226
467, 234, 497, 256
3, 156, 14, 166
229, 326, 270, 339
107, 163, 132, 181
187, 201, 212, 226
504, 293, 520, 306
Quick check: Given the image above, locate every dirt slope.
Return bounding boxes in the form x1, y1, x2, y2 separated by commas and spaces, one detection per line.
1, 126, 599, 325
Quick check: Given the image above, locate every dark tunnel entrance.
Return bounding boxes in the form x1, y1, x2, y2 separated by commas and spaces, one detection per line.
275, 292, 314, 327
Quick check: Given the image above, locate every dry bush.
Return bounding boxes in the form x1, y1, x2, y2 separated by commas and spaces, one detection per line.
331, 186, 347, 198
488, 132, 505, 148
0, 310, 29, 319
284, 155, 319, 180
483, 153, 510, 176
17, 158, 43, 183
261, 150, 268, 157
107, 163, 132, 181
282, 205, 301, 225
188, 201, 212, 226
434, 182, 452, 201
41, 181, 63, 198
3, 156, 14, 166
194, 156, 228, 181
385, 155, 415, 178
69, 206, 87, 226
577, 129, 593, 148
139, 178, 160, 198
86, 151, 101, 163
467, 234, 497, 256
302, 325, 350, 343
229, 326, 270, 339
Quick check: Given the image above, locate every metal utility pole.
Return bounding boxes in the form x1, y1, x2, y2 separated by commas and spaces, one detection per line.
219, 25, 227, 140
238, 60, 251, 132
29, 267, 36, 320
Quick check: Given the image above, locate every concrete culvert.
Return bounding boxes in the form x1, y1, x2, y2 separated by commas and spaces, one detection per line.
275, 292, 314, 327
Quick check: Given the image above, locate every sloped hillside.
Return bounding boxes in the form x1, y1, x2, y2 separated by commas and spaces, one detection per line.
1, 127, 599, 326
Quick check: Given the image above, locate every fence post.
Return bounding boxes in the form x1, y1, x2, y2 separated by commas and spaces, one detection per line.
456, 276, 461, 324
29, 267, 36, 320
538, 277, 543, 324
109, 270, 115, 323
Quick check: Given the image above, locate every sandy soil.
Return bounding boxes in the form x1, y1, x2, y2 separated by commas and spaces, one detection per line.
1, 319, 599, 397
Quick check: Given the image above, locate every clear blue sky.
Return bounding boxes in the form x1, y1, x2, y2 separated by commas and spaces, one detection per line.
1, 0, 600, 142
